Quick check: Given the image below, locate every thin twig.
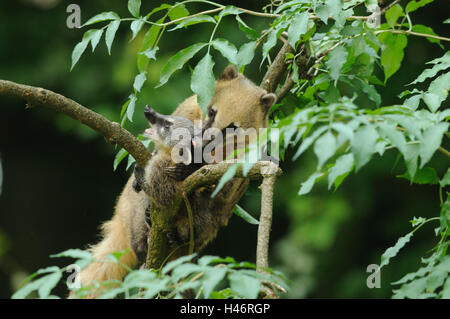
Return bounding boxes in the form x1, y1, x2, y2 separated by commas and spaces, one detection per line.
375, 29, 450, 42
256, 162, 279, 271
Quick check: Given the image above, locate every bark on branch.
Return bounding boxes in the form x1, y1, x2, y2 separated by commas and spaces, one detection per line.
0, 80, 151, 168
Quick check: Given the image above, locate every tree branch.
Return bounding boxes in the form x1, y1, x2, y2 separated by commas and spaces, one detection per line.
0, 80, 151, 168
256, 162, 279, 271
260, 41, 295, 93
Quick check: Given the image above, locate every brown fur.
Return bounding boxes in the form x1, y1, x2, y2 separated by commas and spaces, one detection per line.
74, 66, 275, 297
73, 96, 202, 298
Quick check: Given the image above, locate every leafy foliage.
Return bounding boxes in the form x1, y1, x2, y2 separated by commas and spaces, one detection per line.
61, 0, 450, 299
12, 249, 286, 299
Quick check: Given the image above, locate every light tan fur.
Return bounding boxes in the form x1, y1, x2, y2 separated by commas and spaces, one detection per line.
74, 66, 275, 298
72, 96, 202, 298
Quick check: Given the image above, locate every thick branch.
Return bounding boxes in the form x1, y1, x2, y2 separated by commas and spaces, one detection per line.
0, 80, 151, 168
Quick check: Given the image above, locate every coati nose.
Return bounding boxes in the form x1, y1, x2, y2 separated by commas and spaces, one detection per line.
144, 105, 157, 124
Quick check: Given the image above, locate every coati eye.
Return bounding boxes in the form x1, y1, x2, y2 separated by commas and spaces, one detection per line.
208, 108, 216, 118
164, 122, 170, 129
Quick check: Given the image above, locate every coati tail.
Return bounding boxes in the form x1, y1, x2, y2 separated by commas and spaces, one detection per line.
73, 218, 138, 298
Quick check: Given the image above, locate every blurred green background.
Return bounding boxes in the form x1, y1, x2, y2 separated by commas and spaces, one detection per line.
0, 0, 448, 298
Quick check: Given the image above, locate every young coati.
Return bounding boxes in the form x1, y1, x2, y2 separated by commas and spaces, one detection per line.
75, 96, 202, 295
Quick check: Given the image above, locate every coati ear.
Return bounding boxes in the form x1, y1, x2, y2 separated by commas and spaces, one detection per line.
219, 65, 239, 81
260, 93, 277, 113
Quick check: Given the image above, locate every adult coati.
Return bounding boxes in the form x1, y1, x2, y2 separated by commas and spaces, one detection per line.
132, 65, 277, 257
75, 65, 276, 295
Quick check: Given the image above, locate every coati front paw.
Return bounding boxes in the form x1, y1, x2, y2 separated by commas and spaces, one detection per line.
164, 165, 189, 181
133, 165, 146, 192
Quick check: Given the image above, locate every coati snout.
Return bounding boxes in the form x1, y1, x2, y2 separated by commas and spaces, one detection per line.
143, 105, 197, 152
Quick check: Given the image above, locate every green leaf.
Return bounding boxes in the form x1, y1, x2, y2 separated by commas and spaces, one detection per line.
403, 143, 420, 181
262, 29, 278, 61
425, 72, 450, 112
219, 5, 240, 18
411, 24, 441, 45
71, 38, 89, 71
444, 18, 450, 24
38, 271, 62, 298
114, 148, 129, 171
229, 272, 260, 299
128, 0, 141, 18
130, 18, 145, 40
157, 43, 207, 88
293, 126, 328, 161
419, 122, 449, 168
236, 41, 256, 68
191, 53, 215, 113
409, 52, 450, 85
358, 80, 381, 106
405, 0, 434, 13
287, 11, 309, 49
234, 205, 259, 225
162, 254, 196, 275
380, 33, 407, 83
315, 4, 329, 24
83, 11, 120, 26
168, 15, 216, 31
326, 0, 343, 20
404, 94, 421, 111
105, 20, 120, 55
385, 4, 404, 28
397, 167, 439, 184
12, 276, 45, 299
168, 4, 189, 21
313, 131, 336, 169
133, 72, 147, 92
138, 20, 163, 72
380, 232, 413, 268
440, 168, 450, 187
89, 29, 103, 52
127, 94, 137, 122
378, 123, 407, 157
328, 153, 354, 190
211, 163, 239, 198
298, 172, 323, 196
326, 46, 348, 85
203, 268, 227, 298
211, 39, 238, 65
235, 15, 259, 41
351, 125, 379, 171
50, 249, 92, 260
139, 46, 159, 60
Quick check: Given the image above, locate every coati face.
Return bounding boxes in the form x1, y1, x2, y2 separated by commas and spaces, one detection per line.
203, 65, 277, 132
144, 105, 195, 151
